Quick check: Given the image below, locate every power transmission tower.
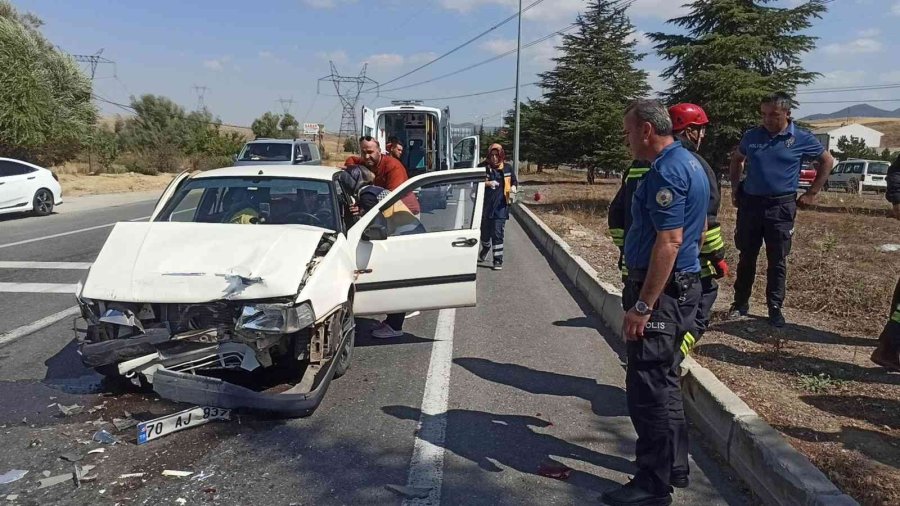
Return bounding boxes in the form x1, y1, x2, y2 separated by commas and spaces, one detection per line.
71, 49, 115, 80
318, 62, 378, 153
192, 85, 210, 111
277, 97, 295, 115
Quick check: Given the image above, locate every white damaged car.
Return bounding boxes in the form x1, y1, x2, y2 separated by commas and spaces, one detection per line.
76, 163, 485, 416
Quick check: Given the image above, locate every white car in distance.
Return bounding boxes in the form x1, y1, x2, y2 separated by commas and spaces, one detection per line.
76, 162, 485, 417
0, 158, 63, 217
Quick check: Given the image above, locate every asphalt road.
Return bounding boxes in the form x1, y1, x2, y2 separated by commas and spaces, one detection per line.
0, 194, 752, 505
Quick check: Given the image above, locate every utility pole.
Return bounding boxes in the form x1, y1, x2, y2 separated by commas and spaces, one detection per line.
70, 49, 115, 173
277, 97, 295, 115
318, 62, 378, 154
192, 85, 210, 111
513, 0, 523, 182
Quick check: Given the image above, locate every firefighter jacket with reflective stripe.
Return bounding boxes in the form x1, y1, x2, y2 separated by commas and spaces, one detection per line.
608, 160, 651, 276
681, 139, 724, 278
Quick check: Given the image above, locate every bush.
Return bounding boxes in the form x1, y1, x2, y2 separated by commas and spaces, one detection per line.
343, 137, 356, 153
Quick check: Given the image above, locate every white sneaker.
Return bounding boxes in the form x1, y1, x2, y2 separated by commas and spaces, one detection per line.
372, 324, 403, 339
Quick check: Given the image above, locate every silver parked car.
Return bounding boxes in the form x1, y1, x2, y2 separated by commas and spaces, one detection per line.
233, 139, 321, 166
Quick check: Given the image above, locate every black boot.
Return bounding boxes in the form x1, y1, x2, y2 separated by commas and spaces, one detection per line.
600, 480, 672, 506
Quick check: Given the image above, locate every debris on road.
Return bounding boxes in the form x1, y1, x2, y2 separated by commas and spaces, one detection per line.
118, 473, 145, 479
57, 404, 83, 417
137, 406, 230, 444
162, 470, 193, 478
191, 471, 214, 482
87, 448, 105, 455
92, 429, 120, 445
59, 452, 84, 462
384, 484, 432, 499
37, 465, 95, 490
112, 417, 138, 431
877, 243, 900, 253
537, 462, 573, 481
0, 470, 27, 485
176, 499, 187, 505
5, 495, 18, 501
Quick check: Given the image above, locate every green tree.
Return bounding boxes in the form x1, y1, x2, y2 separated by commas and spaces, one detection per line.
279, 113, 300, 138
880, 148, 896, 162
503, 100, 561, 172
538, 0, 649, 182
650, 0, 827, 168
0, 1, 96, 165
343, 137, 356, 153
252, 112, 282, 138
835, 135, 879, 161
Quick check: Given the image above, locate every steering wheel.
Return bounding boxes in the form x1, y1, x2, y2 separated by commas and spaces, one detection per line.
284, 211, 324, 227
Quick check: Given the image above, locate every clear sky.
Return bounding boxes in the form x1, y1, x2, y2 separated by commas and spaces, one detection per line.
15, 0, 900, 130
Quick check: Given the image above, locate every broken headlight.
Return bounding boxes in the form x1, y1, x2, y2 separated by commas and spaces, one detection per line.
236, 302, 315, 334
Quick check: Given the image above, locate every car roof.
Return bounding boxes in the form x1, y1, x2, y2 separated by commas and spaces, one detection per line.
246, 138, 316, 144
192, 164, 340, 181
0, 157, 47, 171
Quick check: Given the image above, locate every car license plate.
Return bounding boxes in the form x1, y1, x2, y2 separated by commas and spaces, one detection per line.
137, 406, 230, 444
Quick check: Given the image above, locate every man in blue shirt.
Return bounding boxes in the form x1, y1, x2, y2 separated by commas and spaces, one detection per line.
729, 92, 834, 327
601, 100, 709, 506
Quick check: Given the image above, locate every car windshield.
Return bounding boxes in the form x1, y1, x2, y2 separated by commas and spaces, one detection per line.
238, 142, 292, 162
156, 176, 338, 229
868, 162, 889, 175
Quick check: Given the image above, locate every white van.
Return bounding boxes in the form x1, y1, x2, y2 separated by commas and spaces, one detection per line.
361, 100, 480, 210
826, 159, 890, 192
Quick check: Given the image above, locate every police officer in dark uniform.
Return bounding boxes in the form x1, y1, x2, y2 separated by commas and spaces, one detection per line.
608, 159, 652, 280
872, 154, 900, 372
728, 92, 834, 327
602, 100, 709, 506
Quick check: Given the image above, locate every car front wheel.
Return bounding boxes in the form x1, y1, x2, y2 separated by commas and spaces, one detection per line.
33, 189, 54, 216
333, 299, 355, 379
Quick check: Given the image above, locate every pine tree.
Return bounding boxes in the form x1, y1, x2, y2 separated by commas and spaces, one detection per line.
538, 0, 649, 182
650, 0, 827, 168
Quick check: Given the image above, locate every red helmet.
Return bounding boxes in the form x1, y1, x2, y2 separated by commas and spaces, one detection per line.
668, 103, 709, 132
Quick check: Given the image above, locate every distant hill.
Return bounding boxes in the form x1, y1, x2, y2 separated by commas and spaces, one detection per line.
802, 104, 900, 121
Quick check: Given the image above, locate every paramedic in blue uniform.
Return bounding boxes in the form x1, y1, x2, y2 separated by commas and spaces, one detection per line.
728, 92, 834, 327
477, 143, 517, 270
601, 100, 709, 506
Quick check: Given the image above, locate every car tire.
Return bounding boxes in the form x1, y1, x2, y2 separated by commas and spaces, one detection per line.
32, 188, 54, 216
333, 300, 355, 379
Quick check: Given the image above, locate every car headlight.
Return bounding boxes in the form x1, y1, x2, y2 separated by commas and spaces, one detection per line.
236, 302, 315, 334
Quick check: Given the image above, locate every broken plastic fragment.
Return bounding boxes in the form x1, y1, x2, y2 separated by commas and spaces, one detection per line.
112, 417, 138, 431
118, 473, 145, 479
191, 471, 214, 482
99, 307, 145, 333
6, 495, 19, 501
0, 470, 27, 485
57, 404, 83, 417
87, 448, 105, 455
384, 484, 432, 499
537, 462, 573, 481
162, 470, 193, 478
92, 429, 120, 445
36, 465, 94, 490
60, 452, 83, 462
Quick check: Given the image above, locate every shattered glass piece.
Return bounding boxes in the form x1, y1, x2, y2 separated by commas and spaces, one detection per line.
384, 484, 432, 499
59, 452, 83, 462
92, 429, 120, 445
0, 470, 27, 485
118, 473, 145, 479
112, 417, 138, 431
162, 470, 193, 478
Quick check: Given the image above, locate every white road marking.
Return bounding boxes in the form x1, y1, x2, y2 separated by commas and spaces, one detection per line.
0, 283, 78, 294
0, 261, 92, 270
0, 215, 151, 250
0, 305, 80, 347
402, 188, 468, 506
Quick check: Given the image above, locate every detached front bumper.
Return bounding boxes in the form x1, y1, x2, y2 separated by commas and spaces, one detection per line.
152, 345, 341, 418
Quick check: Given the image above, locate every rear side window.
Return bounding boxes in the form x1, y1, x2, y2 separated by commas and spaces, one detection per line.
0, 160, 37, 177
867, 162, 889, 176
850, 163, 863, 174
300, 143, 312, 160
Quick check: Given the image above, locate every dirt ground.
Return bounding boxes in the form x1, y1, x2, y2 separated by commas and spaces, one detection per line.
57, 173, 176, 197
519, 168, 899, 506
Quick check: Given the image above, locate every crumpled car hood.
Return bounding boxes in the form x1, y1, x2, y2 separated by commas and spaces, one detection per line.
81, 222, 325, 303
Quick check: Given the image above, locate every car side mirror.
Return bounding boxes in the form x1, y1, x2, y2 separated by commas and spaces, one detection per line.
362, 214, 389, 241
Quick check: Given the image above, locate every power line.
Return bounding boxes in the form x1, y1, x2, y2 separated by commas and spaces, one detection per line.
799, 98, 900, 104
408, 82, 541, 102
797, 83, 900, 95
379, 23, 576, 94
318, 62, 377, 153
365, 0, 549, 92
70, 49, 115, 80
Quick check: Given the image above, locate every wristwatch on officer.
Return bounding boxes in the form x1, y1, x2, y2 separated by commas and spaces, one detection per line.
633, 300, 652, 316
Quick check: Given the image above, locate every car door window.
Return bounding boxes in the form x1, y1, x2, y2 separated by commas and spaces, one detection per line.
0, 161, 35, 176
299, 143, 312, 162
379, 179, 477, 237
851, 163, 863, 174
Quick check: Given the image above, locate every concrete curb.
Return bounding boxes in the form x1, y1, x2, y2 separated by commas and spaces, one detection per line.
512, 203, 857, 506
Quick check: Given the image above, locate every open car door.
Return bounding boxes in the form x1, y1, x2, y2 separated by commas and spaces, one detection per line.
361, 106, 376, 139
349, 168, 486, 315
453, 135, 480, 169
